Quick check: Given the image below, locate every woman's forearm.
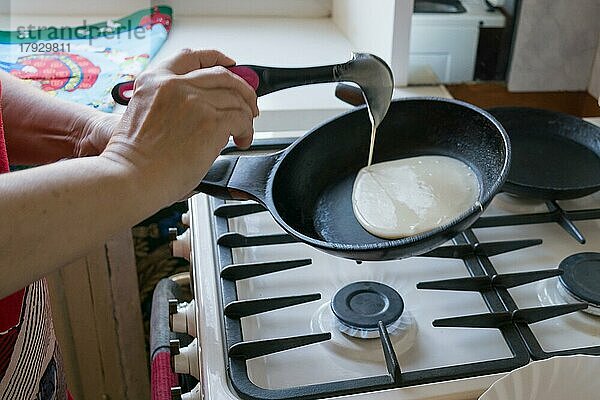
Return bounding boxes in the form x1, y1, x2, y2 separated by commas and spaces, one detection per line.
0, 70, 113, 164
0, 49, 258, 297
0, 155, 153, 297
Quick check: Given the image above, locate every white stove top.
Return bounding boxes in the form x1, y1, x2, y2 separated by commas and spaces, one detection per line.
182, 157, 599, 400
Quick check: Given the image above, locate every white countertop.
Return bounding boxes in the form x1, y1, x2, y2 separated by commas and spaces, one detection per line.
0, 12, 458, 131
584, 117, 600, 127
147, 16, 451, 131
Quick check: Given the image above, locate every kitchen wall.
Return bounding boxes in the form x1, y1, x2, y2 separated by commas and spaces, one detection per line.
589, 33, 600, 99
333, 0, 413, 86
508, 0, 600, 92
7, 0, 332, 17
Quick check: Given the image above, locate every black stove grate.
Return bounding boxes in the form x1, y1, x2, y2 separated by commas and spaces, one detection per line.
419, 229, 600, 360
473, 200, 600, 244
207, 139, 599, 400
213, 197, 530, 400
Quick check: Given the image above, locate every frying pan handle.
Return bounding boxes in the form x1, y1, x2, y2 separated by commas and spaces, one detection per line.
194, 153, 279, 201
195, 155, 240, 200
335, 83, 366, 106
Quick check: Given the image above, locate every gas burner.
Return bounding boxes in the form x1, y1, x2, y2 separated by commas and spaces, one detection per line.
331, 281, 405, 338
558, 253, 600, 316
309, 282, 417, 364
310, 298, 417, 364
492, 192, 547, 214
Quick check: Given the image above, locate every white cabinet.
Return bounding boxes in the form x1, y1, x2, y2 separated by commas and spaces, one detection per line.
409, 0, 505, 84
410, 24, 479, 83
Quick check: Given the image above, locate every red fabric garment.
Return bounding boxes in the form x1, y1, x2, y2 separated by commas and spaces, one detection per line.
0, 81, 8, 173
0, 81, 69, 398
0, 81, 23, 383
0, 289, 24, 333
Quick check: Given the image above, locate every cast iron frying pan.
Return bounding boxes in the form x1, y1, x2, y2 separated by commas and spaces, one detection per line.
488, 107, 600, 200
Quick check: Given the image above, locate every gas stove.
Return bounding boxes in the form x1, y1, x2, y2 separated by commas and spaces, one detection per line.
168, 136, 600, 400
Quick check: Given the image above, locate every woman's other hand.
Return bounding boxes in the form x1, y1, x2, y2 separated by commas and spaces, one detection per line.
75, 112, 120, 157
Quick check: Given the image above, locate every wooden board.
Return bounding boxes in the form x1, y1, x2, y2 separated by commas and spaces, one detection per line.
47, 230, 149, 400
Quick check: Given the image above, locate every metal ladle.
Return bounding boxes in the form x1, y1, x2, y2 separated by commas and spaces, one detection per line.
333, 53, 394, 130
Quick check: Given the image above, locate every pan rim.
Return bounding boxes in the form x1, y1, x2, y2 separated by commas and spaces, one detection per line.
264, 97, 511, 255
502, 182, 600, 198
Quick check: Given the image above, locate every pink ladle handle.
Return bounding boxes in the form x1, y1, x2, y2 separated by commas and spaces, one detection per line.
227, 66, 260, 91
111, 66, 260, 106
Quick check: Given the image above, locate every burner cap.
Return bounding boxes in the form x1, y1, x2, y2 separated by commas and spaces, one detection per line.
559, 252, 600, 306
331, 281, 404, 329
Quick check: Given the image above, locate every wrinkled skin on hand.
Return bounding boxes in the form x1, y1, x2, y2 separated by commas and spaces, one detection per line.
75, 112, 120, 157
101, 49, 259, 204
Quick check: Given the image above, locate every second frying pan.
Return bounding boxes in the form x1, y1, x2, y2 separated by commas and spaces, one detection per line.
488, 107, 600, 200
198, 98, 510, 261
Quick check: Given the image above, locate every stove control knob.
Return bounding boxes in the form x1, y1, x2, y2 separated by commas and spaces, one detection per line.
171, 386, 182, 400
171, 383, 201, 400
170, 338, 200, 380
171, 229, 191, 261
168, 299, 179, 316
169, 339, 180, 357
169, 299, 197, 337
181, 212, 190, 227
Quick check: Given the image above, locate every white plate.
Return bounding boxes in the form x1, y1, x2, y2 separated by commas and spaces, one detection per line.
479, 355, 600, 400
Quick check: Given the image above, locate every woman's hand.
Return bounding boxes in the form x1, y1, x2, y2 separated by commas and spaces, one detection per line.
101, 49, 259, 205
75, 112, 120, 157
